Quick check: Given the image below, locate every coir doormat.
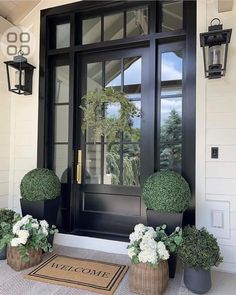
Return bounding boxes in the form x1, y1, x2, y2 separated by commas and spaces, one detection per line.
25, 254, 129, 295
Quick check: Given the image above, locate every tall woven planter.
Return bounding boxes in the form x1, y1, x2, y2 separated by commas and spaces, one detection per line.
129, 261, 169, 295
7, 246, 42, 271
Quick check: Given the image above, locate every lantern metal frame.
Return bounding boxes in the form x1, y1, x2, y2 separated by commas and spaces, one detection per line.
4, 50, 36, 95
200, 18, 232, 79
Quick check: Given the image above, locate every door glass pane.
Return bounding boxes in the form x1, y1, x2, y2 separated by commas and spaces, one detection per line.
126, 7, 148, 37
87, 62, 103, 92
104, 144, 120, 185
104, 13, 124, 41
54, 144, 68, 183
56, 23, 70, 48
55, 65, 70, 103
85, 144, 102, 184
124, 57, 141, 143
105, 60, 121, 89
86, 62, 103, 142
160, 143, 181, 173
161, 51, 183, 82
160, 97, 182, 142
123, 144, 140, 186
160, 50, 183, 172
54, 105, 69, 143
82, 17, 101, 44
161, 1, 183, 32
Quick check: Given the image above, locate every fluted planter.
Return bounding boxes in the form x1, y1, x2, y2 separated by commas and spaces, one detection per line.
7, 246, 42, 271
129, 261, 169, 295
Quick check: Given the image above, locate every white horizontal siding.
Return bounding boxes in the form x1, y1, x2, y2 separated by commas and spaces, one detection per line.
231, 213, 236, 230
206, 178, 236, 196
206, 162, 236, 179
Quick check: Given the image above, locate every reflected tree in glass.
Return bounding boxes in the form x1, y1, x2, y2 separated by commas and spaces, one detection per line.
160, 109, 182, 172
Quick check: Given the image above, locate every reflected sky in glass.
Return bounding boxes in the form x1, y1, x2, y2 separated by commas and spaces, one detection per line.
161, 97, 182, 125
161, 52, 182, 81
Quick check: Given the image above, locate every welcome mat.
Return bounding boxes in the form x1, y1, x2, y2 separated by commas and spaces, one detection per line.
25, 254, 129, 295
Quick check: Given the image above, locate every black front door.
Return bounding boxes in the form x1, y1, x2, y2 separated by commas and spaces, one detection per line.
74, 48, 154, 238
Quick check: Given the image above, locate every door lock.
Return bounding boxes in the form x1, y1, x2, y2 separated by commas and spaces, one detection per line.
77, 150, 82, 184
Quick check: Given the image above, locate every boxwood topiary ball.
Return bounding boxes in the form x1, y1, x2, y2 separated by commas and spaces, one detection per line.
20, 168, 61, 201
142, 171, 191, 213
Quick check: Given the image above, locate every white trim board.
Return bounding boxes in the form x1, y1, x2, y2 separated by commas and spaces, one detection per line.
54, 233, 129, 255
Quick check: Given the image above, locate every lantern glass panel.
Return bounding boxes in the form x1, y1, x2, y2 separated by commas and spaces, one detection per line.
15, 69, 25, 92
209, 45, 222, 68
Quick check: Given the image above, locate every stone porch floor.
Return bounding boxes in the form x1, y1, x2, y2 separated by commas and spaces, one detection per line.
0, 245, 235, 295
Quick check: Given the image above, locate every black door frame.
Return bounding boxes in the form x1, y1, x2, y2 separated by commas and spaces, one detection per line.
38, 0, 196, 238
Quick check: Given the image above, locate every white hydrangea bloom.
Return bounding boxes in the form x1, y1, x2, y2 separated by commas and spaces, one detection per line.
143, 228, 157, 240
128, 247, 136, 258
139, 249, 157, 264
11, 238, 22, 247
40, 220, 49, 229
21, 215, 32, 225
32, 223, 39, 229
129, 231, 143, 243
42, 227, 48, 236
134, 224, 146, 234
175, 226, 180, 232
12, 222, 21, 235
18, 230, 29, 244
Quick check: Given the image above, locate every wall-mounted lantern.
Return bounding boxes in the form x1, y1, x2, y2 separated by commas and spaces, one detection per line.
200, 18, 232, 79
4, 50, 36, 95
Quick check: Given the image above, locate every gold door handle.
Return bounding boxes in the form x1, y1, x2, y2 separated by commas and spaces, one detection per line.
77, 150, 82, 184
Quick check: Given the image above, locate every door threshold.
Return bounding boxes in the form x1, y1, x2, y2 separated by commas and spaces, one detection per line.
54, 232, 129, 255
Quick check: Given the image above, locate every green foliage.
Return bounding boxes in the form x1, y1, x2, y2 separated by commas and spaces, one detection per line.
178, 226, 223, 270
160, 109, 182, 171
156, 224, 183, 254
80, 88, 141, 143
0, 214, 58, 262
0, 209, 15, 238
142, 171, 191, 213
20, 168, 61, 201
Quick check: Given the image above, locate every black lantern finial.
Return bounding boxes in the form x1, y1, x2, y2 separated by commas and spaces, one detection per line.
4, 50, 36, 95
200, 18, 232, 79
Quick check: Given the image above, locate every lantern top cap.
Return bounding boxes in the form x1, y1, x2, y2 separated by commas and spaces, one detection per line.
209, 18, 223, 31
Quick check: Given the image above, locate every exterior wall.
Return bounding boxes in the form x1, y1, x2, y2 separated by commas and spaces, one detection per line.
196, 0, 236, 273
2, 0, 236, 273
0, 17, 12, 208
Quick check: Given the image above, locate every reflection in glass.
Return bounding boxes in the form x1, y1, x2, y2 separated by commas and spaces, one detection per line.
55, 65, 70, 103
161, 51, 183, 82
123, 144, 140, 186
124, 57, 141, 87
161, 82, 182, 98
105, 144, 120, 185
162, 1, 183, 32
85, 144, 101, 184
87, 62, 103, 92
104, 13, 124, 41
54, 144, 68, 183
126, 7, 148, 37
160, 143, 181, 173
105, 60, 121, 89
83, 17, 101, 44
54, 105, 69, 142
56, 23, 70, 49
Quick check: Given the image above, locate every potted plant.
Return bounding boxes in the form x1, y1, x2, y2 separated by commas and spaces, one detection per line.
178, 226, 223, 294
142, 171, 191, 234
142, 171, 191, 278
128, 224, 170, 295
0, 209, 15, 260
0, 214, 58, 271
20, 168, 61, 226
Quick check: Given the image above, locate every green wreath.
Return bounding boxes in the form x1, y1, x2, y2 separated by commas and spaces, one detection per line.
80, 88, 141, 143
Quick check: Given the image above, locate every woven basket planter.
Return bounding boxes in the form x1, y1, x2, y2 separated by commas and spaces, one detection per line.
7, 246, 42, 271
129, 261, 169, 295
